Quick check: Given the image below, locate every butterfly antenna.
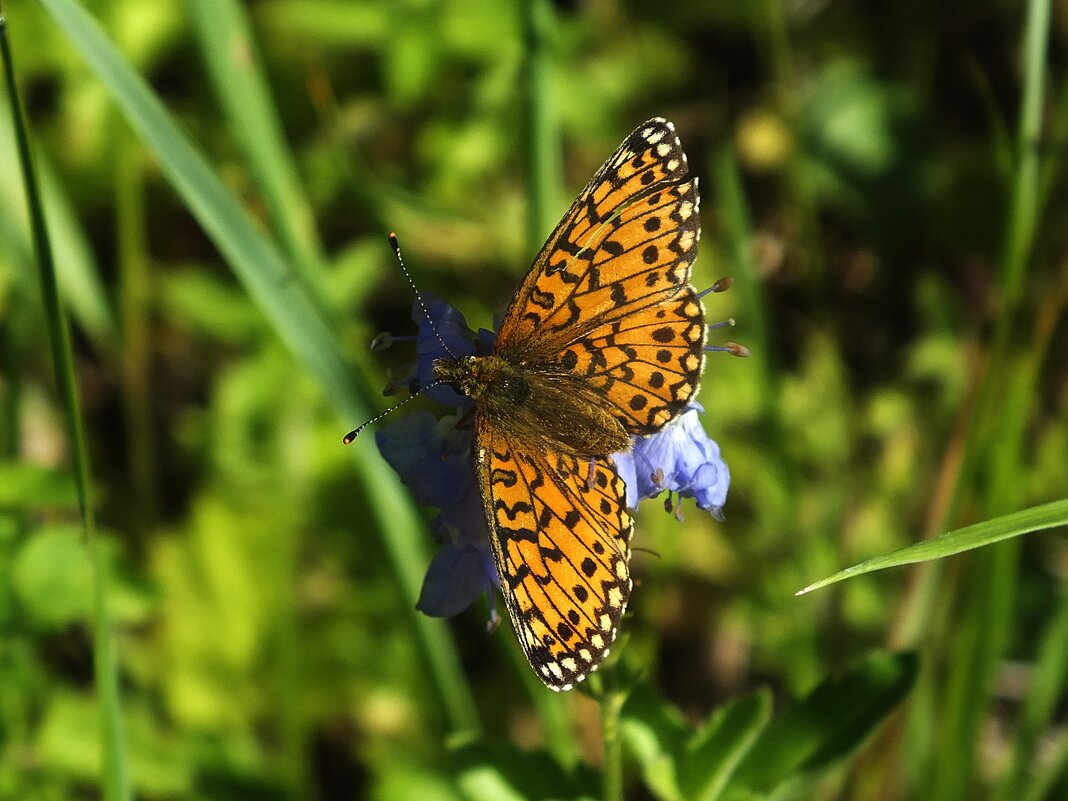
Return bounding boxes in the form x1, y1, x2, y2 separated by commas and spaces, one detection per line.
342, 379, 446, 444
389, 232, 458, 360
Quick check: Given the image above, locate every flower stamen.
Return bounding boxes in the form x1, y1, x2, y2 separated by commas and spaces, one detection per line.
698, 276, 733, 297
650, 467, 665, 489
383, 363, 419, 395
371, 332, 418, 351
706, 342, 751, 357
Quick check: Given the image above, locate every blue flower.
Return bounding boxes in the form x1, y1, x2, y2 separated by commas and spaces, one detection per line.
611, 403, 731, 521
412, 295, 478, 407
374, 296, 731, 619
407, 293, 497, 407
375, 410, 472, 508
376, 409, 499, 617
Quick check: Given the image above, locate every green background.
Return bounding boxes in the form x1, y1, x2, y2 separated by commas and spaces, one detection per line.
1, 1, 1066, 799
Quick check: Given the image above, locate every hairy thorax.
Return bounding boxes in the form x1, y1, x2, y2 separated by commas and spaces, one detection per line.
433, 355, 632, 458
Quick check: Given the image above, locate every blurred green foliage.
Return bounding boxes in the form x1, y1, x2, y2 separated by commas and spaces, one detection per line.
1, 1, 1067, 800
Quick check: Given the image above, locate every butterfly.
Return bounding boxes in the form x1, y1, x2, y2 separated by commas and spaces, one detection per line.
433, 118, 704, 691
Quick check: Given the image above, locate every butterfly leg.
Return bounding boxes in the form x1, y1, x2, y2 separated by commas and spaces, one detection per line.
586, 457, 598, 489
453, 404, 477, 430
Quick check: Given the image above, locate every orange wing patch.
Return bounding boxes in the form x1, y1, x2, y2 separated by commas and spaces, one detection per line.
568, 288, 706, 434
475, 416, 633, 691
496, 118, 691, 356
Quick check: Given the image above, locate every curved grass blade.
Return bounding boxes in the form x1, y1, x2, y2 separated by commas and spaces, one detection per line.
37, 0, 479, 736
798, 497, 1068, 595
184, 0, 329, 307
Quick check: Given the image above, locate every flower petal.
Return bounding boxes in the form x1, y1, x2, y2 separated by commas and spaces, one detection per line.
414, 294, 478, 407
416, 543, 498, 618
627, 405, 731, 515
376, 411, 473, 508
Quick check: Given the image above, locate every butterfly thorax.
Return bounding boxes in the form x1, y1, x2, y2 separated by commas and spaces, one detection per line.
433, 354, 631, 458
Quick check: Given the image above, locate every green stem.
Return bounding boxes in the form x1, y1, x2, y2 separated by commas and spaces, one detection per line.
517, 0, 582, 768
996, 592, 1068, 801
599, 679, 625, 801
1001, 0, 1051, 303
521, 0, 562, 251
0, 8, 131, 800
114, 122, 157, 535
0, 312, 22, 459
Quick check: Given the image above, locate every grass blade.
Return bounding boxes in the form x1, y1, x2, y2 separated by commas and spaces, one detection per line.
185, 0, 329, 305
0, 95, 117, 350
0, 8, 130, 799
798, 497, 1068, 595
521, 0, 563, 253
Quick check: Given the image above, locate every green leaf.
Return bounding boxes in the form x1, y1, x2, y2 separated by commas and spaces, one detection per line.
35, 693, 192, 795
11, 525, 93, 627
257, 0, 390, 48
0, 461, 78, 508
729, 652, 918, 796
678, 690, 772, 801
798, 497, 1068, 594
452, 740, 598, 801
10, 525, 151, 629
620, 684, 690, 801
620, 685, 772, 801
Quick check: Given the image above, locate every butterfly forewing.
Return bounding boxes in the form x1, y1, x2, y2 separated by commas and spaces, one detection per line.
495, 118, 695, 356
475, 416, 633, 690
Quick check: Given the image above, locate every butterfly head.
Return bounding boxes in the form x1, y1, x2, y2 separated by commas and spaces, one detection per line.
432, 355, 479, 397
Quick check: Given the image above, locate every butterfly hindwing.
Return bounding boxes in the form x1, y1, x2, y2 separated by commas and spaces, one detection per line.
475, 414, 633, 690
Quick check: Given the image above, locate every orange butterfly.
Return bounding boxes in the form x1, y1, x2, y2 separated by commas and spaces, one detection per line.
430, 118, 706, 690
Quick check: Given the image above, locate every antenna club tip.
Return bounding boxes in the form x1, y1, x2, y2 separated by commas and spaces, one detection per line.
342, 430, 359, 445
